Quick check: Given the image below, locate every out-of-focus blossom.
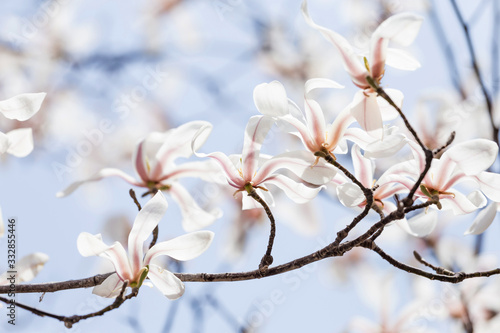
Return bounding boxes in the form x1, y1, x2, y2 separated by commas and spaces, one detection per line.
77, 192, 214, 299
0, 92, 46, 157
335, 144, 408, 216
57, 121, 222, 232
302, 1, 423, 137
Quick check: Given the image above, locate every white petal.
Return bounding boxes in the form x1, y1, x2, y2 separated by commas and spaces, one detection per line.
145, 231, 214, 264
440, 190, 486, 215
242, 115, 275, 180
304, 78, 344, 95
465, 203, 498, 235
364, 131, 407, 158
0, 92, 46, 121
77, 232, 133, 281
0, 132, 8, 154
92, 273, 124, 298
5, 128, 34, 157
406, 210, 438, 237
301, 1, 368, 87
169, 183, 222, 232
263, 174, 322, 203
128, 192, 168, 272
377, 88, 402, 121
56, 168, 143, 197
253, 81, 289, 116
350, 91, 383, 138
336, 183, 365, 207
444, 139, 498, 175
148, 264, 185, 300
351, 144, 373, 187
254, 150, 336, 186
474, 171, 500, 202
385, 48, 421, 70
372, 12, 424, 47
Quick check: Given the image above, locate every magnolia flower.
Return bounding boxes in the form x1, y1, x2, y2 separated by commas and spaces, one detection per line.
0, 93, 46, 157
57, 121, 222, 232
77, 192, 214, 299
406, 139, 500, 215
255, 80, 407, 161
302, 1, 423, 137
193, 115, 336, 210
335, 144, 408, 216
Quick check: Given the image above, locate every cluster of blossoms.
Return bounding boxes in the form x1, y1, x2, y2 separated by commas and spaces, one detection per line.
54, 0, 500, 302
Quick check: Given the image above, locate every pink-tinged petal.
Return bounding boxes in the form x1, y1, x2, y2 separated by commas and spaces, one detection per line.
304, 98, 326, 147
0, 92, 46, 121
5, 128, 34, 157
242, 115, 274, 181
326, 105, 356, 151
336, 183, 365, 207
377, 88, 402, 121
145, 231, 214, 264
92, 273, 124, 298
350, 91, 383, 139
194, 152, 242, 189
77, 232, 133, 281
433, 154, 459, 190
444, 139, 498, 175
280, 113, 317, 152
385, 48, 421, 70
152, 121, 213, 179
404, 210, 438, 237
128, 192, 168, 273
254, 150, 336, 185
253, 81, 289, 116
374, 180, 409, 200
440, 190, 486, 215
148, 264, 185, 300
133, 139, 149, 182
263, 174, 322, 203
473, 171, 500, 202
158, 160, 225, 184
0, 132, 8, 154
406, 139, 427, 174
380, 200, 397, 217
465, 203, 498, 235
351, 144, 373, 187
168, 183, 222, 232
56, 168, 143, 198
4, 253, 49, 284
301, 1, 368, 88
369, 13, 422, 78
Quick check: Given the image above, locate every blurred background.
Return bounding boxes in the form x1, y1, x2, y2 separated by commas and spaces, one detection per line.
0, 0, 499, 332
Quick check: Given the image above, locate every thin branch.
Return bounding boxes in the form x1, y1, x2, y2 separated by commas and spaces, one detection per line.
0, 283, 139, 328
428, 0, 467, 99
413, 251, 455, 276
246, 185, 276, 270
450, 0, 498, 144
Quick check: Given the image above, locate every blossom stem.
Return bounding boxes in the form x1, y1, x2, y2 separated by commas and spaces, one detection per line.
245, 185, 276, 270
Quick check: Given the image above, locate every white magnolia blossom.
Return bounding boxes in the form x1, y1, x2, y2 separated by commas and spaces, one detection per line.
57, 121, 222, 232
78, 192, 214, 299
302, 0, 423, 138
193, 114, 336, 210
394, 139, 500, 236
